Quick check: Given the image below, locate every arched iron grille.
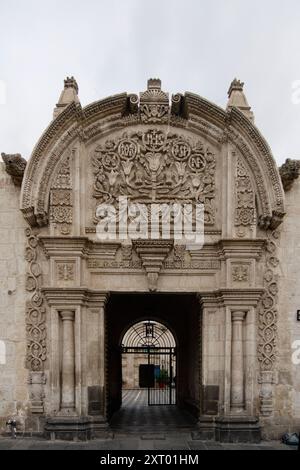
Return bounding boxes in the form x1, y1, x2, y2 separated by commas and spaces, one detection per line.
121, 320, 176, 348
121, 320, 177, 405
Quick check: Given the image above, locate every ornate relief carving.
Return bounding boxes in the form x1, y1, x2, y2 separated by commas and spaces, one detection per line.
87, 244, 221, 271
279, 158, 300, 191
92, 128, 216, 225
139, 79, 169, 123
258, 229, 280, 415
2, 152, 27, 186
25, 228, 47, 371
21, 80, 284, 230
133, 240, 173, 291
57, 263, 74, 281
232, 265, 249, 282
235, 157, 255, 227
50, 152, 73, 235
229, 108, 284, 212
25, 228, 46, 412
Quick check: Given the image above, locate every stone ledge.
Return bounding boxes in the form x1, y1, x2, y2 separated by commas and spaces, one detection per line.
44, 416, 109, 441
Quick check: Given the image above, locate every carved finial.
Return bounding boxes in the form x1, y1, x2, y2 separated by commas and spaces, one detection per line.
53, 76, 80, 119
1, 152, 27, 186
227, 78, 254, 123
64, 76, 79, 93
279, 158, 300, 191
140, 78, 169, 123
227, 78, 244, 97
147, 78, 162, 90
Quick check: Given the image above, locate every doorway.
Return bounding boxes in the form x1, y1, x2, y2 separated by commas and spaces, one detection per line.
121, 320, 177, 406
106, 293, 201, 429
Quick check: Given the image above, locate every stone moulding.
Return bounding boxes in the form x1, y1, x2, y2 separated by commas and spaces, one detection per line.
20, 80, 284, 231
41, 287, 109, 308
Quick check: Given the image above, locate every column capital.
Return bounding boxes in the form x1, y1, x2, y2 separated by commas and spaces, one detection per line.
231, 310, 247, 322
60, 310, 75, 321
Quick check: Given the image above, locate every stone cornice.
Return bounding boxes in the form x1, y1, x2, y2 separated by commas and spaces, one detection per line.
42, 287, 109, 307
39, 236, 121, 259
216, 239, 266, 260
39, 237, 266, 263
199, 288, 264, 308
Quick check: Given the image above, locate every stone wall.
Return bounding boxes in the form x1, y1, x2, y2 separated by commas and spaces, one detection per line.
266, 176, 300, 438
0, 162, 28, 432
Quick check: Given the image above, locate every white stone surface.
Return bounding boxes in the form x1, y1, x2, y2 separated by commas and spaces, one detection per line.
0, 163, 28, 432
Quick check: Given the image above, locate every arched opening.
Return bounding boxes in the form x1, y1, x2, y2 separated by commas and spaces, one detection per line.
121, 320, 177, 407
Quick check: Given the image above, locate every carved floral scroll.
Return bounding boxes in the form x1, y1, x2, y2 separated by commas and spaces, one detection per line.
92, 128, 216, 226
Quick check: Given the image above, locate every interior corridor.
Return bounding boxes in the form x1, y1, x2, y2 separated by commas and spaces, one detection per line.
110, 389, 197, 432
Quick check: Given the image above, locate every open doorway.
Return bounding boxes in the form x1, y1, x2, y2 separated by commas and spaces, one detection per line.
106, 293, 201, 430
121, 320, 177, 407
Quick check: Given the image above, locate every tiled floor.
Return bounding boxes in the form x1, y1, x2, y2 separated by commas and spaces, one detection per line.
110, 389, 197, 431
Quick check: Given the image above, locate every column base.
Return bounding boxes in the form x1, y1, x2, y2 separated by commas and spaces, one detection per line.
44, 416, 109, 441
192, 416, 216, 441
192, 415, 261, 443
215, 416, 261, 443
56, 407, 77, 417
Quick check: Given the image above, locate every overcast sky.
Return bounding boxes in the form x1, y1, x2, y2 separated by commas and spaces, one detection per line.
1, 0, 300, 164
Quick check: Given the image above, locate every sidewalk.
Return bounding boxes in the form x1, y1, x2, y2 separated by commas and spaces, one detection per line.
0, 434, 297, 450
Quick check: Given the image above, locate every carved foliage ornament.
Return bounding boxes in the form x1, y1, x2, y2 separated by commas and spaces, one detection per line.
25, 228, 46, 372
139, 78, 169, 123
235, 157, 255, 226
232, 265, 249, 282
50, 152, 73, 235
57, 263, 74, 281
92, 129, 216, 225
258, 229, 280, 416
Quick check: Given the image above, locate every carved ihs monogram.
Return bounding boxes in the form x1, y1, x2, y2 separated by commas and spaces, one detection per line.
92, 129, 216, 225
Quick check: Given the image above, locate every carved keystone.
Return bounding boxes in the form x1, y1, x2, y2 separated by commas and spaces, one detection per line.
133, 240, 173, 291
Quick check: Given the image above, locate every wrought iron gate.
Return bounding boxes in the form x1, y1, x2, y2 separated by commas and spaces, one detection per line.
121, 346, 176, 405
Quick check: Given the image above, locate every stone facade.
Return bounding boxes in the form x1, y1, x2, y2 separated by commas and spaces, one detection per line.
0, 77, 299, 441
0, 164, 28, 433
